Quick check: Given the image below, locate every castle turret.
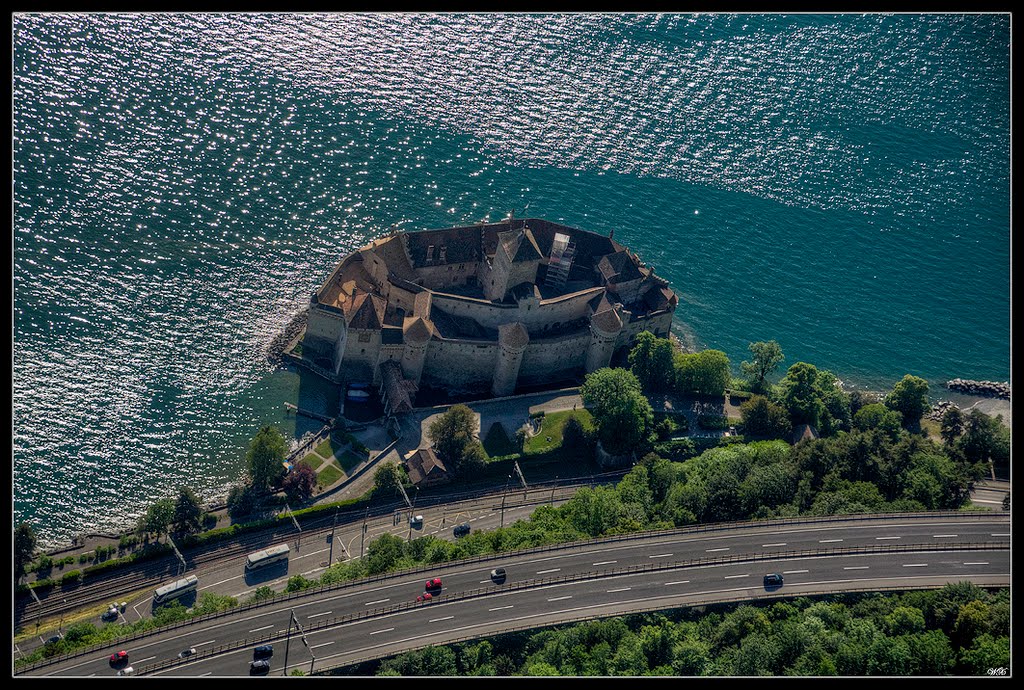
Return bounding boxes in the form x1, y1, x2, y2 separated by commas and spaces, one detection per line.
492, 322, 529, 397
585, 308, 622, 373
401, 316, 433, 385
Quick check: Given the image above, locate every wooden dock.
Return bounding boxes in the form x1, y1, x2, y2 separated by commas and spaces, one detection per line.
284, 402, 336, 426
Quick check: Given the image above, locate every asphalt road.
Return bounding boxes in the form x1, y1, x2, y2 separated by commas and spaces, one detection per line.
23, 513, 1009, 677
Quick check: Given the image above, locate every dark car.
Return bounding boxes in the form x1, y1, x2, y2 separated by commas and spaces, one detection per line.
425, 577, 442, 591
109, 650, 129, 666
453, 523, 471, 538
763, 573, 784, 588
179, 647, 196, 658
490, 567, 507, 583
250, 660, 271, 675
253, 644, 274, 660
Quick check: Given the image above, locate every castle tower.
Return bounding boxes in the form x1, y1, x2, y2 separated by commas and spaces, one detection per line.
485, 226, 543, 302
492, 322, 529, 397
585, 308, 622, 373
401, 316, 433, 385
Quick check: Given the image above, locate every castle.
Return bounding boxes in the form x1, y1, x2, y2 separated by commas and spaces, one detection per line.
301, 218, 678, 417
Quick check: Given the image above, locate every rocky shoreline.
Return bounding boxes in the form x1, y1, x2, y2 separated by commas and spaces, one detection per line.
945, 378, 1010, 400
267, 307, 309, 364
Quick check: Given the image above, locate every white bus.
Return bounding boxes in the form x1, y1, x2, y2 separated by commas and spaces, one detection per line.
245, 543, 290, 571
153, 575, 199, 605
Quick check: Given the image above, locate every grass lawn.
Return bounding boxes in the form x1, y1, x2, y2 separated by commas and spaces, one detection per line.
920, 417, 941, 441
315, 435, 347, 460
316, 462, 344, 489
299, 453, 325, 471
523, 409, 594, 455
482, 422, 519, 459
337, 450, 363, 473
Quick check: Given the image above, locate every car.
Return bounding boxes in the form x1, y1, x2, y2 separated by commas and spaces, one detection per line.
250, 660, 271, 675
102, 607, 119, 622
425, 577, 442, 591
253, 644, 274, 660
410, 514, 424, 528
416, 592, 433, 603
178, 647, 196, 658
453, 523, 471, 538
45, 634, 63, 645
490, 568, 507, 583
764, 573, 784, 588
109, 650, 129, 666
116, 666, 135, 676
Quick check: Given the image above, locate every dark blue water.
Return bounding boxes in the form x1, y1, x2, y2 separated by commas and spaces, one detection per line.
13, 13, 1009, 546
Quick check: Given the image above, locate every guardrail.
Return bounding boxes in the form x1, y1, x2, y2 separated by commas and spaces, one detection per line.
126, 541, 1008, 676
15, 509, 1008, 674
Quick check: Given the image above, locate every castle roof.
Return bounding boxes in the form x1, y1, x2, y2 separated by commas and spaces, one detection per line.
403, 316, 433, 344
498, 227, 543, 264
591, 307, 622, 335
404, 226, 483, 266
498, 321, 530, 350
347, 292, 386, 330
380, 359, 416, 415
597, 251, 643, 284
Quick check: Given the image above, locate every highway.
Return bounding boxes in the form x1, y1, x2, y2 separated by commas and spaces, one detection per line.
19, 512, 1009, 677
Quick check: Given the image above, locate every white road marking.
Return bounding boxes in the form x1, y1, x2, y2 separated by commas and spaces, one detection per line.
548, 595, 573, 601
370, 627, 395, 635
365, 598, 390, 606
649, 553, 673, 558
249, 625, 273, 633
783, 569, 809, 574
819, 539, 843, 543
902, 563, 928, 567
310, 641, 335, 650
489, 605, 515, 611
706, 547, 729, 552
307, 611, 332, 619
664, 580, 690, 586
136, 656, 155, 664
536, 568, 560, 574
606, 587, 632, 593
202, 575, 243, 589
200, 672, 212, 677
194, 640, 216, 647
592, 560, 617, 566
844, 566, 869, 570
479, 580, 492, 584
724, 574, 749, 579
991, 533, 1010, 536
429, 616, 455, 623
933, 534, 958, 538
302, 568, 324, 576
963, 562, 989, 565
762, 543, 787, 547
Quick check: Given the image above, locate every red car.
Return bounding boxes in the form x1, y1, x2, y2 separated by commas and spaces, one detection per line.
425, 577, 442, 591
109, 650, 129, 666
416, 592, 433, 603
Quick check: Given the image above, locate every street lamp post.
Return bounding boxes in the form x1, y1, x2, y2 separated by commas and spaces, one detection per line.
327, 510, 338, 565
550, 476, 557, 506
500, 475, 511, 529
360, 506, 369, 559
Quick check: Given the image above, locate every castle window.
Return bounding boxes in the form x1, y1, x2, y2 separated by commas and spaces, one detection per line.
358, 332, 371, 343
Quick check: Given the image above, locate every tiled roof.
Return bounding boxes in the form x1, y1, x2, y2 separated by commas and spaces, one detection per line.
347, 292, 386, 330
404, 226, 483, 267
380, 359, 416, 414
591, 307, 622, 335
498, 227, 543, 264
406, 447, 448, 485
597, 251, 643, 284
498, 321, 530, 350
403, 316, 433, 344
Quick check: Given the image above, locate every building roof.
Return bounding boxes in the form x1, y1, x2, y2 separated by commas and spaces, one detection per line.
403, 316, 433, 344
347, 292, 386, 330
792, 424, 819, 445
591, 307, 622, 335
404, 226, 483, 267
597, 251, 643, 284
498, 321, 530, 350
406, 447, 448, 485
380, 359, 416, 414
498, 227, 543, 264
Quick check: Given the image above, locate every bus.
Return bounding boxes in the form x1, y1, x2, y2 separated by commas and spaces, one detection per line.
245, 543, 290, 571
153, 575, 199, 605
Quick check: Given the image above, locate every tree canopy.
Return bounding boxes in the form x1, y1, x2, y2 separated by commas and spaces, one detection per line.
428, 404, 479, 475
282, 463, 318, 503
739, 395, 792, 440
740, 340, 785, 393
14, 522, 36, 581
246, 425, 287, 491
675, 349, 732, 396
138, 498, 175, 539
171, 486, 203, 536
628, 331, 676, 393
884, 375, 931, 427
580, 368, 653, 456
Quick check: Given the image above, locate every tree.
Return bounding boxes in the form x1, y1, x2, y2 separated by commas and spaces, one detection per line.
138, 498, 175, 540
580, 368, 653, 456
281, 463, 317, 503
740, 340, 785, 393
246, 425, 287, 491
1001, 492, 1009, 511
952, 600, 990, 649
959, 409, 1008, 466
628, 331, 676, 393
171, 486, 203, 536
853, 403, 903, 439
366, 533, 406, 575
14, 522, 36, 581
780, 362, 826, 428
884, 374, 930, 427
460, 441, 488, 474
939, 407, 965, 446
428, 404, 478, 474
675, 349, 731, 396
373, 462, 407, 495
562, 416, 594, 457
739, 395, 792, 439
226, 483, 259, 519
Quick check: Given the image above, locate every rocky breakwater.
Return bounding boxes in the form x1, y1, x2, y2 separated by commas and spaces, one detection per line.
267, 308, 309, 365
945, 378, 1010, 400
926, 399, 961, 422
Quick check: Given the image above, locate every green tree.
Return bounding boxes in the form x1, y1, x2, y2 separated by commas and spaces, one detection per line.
884, 606, 926, 636
171, 486, 203, 536
675, 349, 731, 396
780, 362, 826, 428
562, 416, 594, 457
281, 463, 317, 503
246, 425, 287, 491
580, 368, 653, 456
14, 522, 36, 581
373, 462, 407, 495
459, 441, 488, 474
952, 600, 990, 649
628, 331, 676, 393
884, 374, 931, 427
428, 404, 478, 474
226, 483, 259, 519
958, 633, 1009, 674
740, 340, 785, 393
366, 533, 405, 575
958, 409, 1008, 467
853, 403, 903, 439
138, 498, 175, 540
939, 407, 965, 446
739, 395, 792, 439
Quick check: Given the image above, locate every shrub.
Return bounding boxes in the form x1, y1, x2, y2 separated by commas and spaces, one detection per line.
61, 570, 82, 584
35, 554, 53, 572
78, 553, 91, 564
697, 414, 730, 430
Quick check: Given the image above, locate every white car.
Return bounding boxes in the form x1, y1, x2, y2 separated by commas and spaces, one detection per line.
116, 666, 135, 676
409, 514, 423, 528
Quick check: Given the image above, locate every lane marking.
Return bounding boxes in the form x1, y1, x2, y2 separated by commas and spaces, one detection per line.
783, 569, 809, 574
819, 539, 843, 543
844, 566, 869, 570
606, 587, 632, 593
364, 599, 390, 606
307, 611, 332, 619
548, 595, 573, 601
136, 656, 156, 664
370, 627, 395, 636
991, 533, 1010, 536
932, 534, 958, 538
429, 616, 455, 623
592, 560, 617, 566
902, 563, 928, 567
479, 580, 492, 584
875, 536, 901, 540
762, 543, 787, 547
649, 553, 673, 558
200, 672, 212, 677
536, 568, 560, 574
489, 605, 514, 611
705, 548, 729, 552
194, 640, 216, 647
310, 641, 335, 650
664, 580, 690, 586
724, 574, 749, 579
249, 625, 273, 633
963, 562, 989, 565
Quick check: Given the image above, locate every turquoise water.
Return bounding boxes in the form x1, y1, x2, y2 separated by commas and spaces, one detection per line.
13, 13, 1009, 546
